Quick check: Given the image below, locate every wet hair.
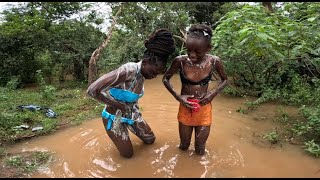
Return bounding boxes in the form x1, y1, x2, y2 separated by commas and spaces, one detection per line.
143, 28, 176, 63
187, 24, 212, 45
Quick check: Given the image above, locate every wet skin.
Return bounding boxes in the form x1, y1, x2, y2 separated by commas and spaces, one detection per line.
88, 58, 166, 114
87, 58, 166, 158
162, 37, 228, 155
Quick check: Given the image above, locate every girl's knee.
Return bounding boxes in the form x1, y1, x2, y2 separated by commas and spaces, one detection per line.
142, 136, 155, 144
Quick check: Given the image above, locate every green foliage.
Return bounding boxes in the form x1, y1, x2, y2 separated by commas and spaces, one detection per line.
291, 105, 320, 142
99, 30, 145, 73
0, 148, 7, 157
214, 3, 320, 145
0, 33, 42, 85
26, 2, 87, 21
35, 70, 46, 87
34, 50, 54, 81
263, 129, 279, 144
42, 85, 57, 102
222, 86, 244, 97
49, 19, 105, 81
6, 76, 21, 90
0, 2, 101, 85
6, 155, 23, 167
5, 151, 51, 173
276, 106, 289, 123
41, 118, 57, 133
214, 3, 320, 98
112, 2, 190, 38
236, 107, 248, 114
35, 70, 56, 103
0, 82, 99, 144
186, 2, 241, 28
103, 2, 239, 72
0, 2, 239, 85
304, 140, 320, 157
106, 2, 191, 67
0, 112, 21, 131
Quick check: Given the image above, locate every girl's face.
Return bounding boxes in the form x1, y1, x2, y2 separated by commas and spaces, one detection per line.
186, 37, 211, 63
141, 58, 166, 79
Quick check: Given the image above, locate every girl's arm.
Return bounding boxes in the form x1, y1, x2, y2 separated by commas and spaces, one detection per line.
87, 67, 128, 111
199, 57, 228, 106
162, 57, 195, 109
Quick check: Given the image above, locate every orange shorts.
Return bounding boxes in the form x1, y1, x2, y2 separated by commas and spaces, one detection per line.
177, 103, 212, 126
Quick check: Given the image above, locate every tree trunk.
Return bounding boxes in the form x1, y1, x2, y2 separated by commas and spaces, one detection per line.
74, 59, 85, 81
262, 2, 273, 13
87, 3, 124, 86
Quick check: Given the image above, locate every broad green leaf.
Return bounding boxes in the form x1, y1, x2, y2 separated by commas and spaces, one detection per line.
307, 17, 316, 22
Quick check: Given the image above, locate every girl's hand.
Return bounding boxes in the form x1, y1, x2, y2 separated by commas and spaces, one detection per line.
114, 102, 127, 112
199, 92, 217, 106
178, 95, 197, 109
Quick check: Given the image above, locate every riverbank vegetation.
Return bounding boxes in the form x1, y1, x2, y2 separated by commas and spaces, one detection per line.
0, 2, 319, 177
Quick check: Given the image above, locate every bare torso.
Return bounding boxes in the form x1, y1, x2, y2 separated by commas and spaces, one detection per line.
178, 54, 218, 98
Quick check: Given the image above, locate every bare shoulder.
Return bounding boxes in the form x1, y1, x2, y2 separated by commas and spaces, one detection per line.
117, 62, 140, 79
170, 55, 188, 67
174, 55, 187, 62
207, 54, 221, 62
165, 55, 187, 71
207, 54, 221, 66
122, 62, 137, 73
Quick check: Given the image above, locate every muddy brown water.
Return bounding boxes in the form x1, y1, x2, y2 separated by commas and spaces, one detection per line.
6, 75, 320, 178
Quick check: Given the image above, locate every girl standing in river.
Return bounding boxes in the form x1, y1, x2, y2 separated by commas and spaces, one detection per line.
162, 24, 228, 155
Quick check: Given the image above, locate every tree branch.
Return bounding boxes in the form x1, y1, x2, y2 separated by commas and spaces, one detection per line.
88, 3, 125, 85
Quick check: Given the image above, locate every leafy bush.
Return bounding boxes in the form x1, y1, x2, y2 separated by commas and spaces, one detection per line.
304, 140, 320, 157
214, 3, 320, 101
213, 3, 320, 152
6, 76, 21, 90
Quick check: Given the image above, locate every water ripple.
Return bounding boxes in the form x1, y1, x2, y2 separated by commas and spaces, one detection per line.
92, 157, 120, 172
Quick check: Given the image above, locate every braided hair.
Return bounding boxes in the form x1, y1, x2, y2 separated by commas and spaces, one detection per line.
143, 28, 176, 63
187, 24, 212, 46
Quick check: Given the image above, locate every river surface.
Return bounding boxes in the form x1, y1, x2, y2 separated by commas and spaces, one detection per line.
7, 75, 320, 178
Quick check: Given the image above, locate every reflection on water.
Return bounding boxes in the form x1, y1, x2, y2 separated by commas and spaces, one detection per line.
92, 157, 119, 172
6, 75, 320, 178
151, 143, 178, 178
